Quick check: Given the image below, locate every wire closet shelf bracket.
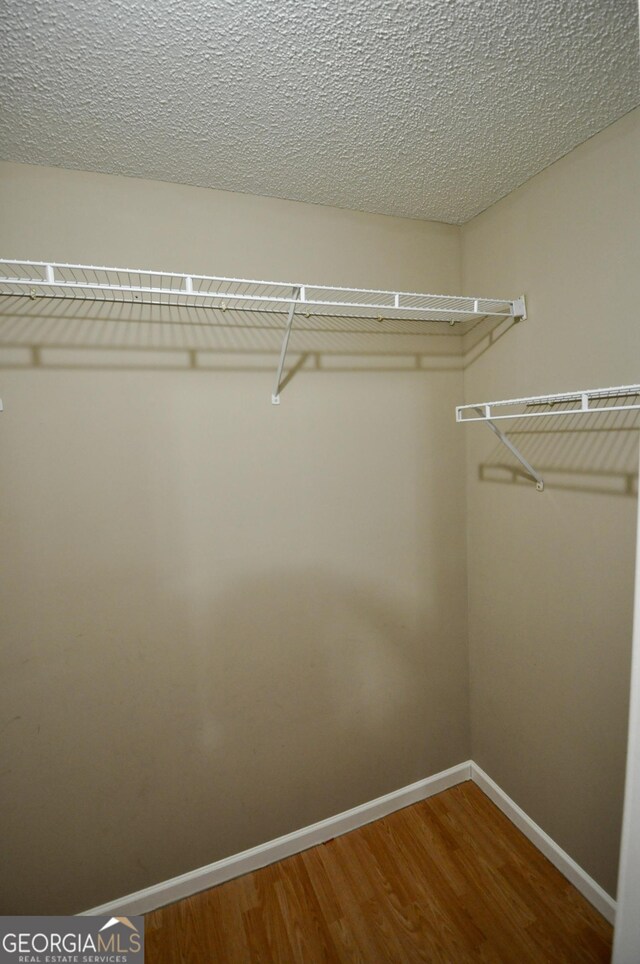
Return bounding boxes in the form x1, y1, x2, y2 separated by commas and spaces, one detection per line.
456, 384, 640, 491
0, 258, 527, 404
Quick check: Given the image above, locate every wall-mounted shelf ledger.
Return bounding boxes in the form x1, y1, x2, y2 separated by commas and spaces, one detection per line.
0, 258, 526, 403
457, 384, 640, 491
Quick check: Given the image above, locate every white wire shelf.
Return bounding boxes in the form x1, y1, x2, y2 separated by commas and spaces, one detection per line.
457, 385, 640, 422
0, 258, 526, 404
0, 259, 525, 325
457, 384, 640, 492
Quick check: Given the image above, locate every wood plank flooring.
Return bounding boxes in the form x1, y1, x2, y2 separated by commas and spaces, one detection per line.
145, 781, 612, 962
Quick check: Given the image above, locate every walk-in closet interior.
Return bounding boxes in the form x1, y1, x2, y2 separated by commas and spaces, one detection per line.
1, 0, 639, 960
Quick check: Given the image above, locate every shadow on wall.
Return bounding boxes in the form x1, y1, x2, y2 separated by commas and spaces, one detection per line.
0, 295, 519, 387
476, 406, 640, 496
461, 313, 523, 368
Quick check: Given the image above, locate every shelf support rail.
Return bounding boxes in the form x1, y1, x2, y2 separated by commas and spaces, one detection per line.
475, 408, 545, 491
272, 286, 302, 405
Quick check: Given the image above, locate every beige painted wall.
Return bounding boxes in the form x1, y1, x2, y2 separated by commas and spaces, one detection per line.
0, 163, 470, 913
2, 109, 636, 914
461, 108, 640, 897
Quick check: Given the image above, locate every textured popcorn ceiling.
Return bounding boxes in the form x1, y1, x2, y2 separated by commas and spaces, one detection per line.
1, 0, 638, 223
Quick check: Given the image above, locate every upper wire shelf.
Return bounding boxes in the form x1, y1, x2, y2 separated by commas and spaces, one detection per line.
0, 259, 525, 325
0, 257, 526, 405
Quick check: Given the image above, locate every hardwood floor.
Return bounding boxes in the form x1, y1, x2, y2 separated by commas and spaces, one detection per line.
145, 781, 612, 962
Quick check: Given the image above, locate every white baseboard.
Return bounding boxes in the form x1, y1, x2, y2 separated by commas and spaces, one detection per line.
81, 760, 472, 917
82, 760, 616, 924
470, 762, 616, 924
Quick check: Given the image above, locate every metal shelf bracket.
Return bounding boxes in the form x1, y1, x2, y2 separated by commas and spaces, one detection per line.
479, 410, 545, 491
272, 286, 301, 405
512, 295, 527, 320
